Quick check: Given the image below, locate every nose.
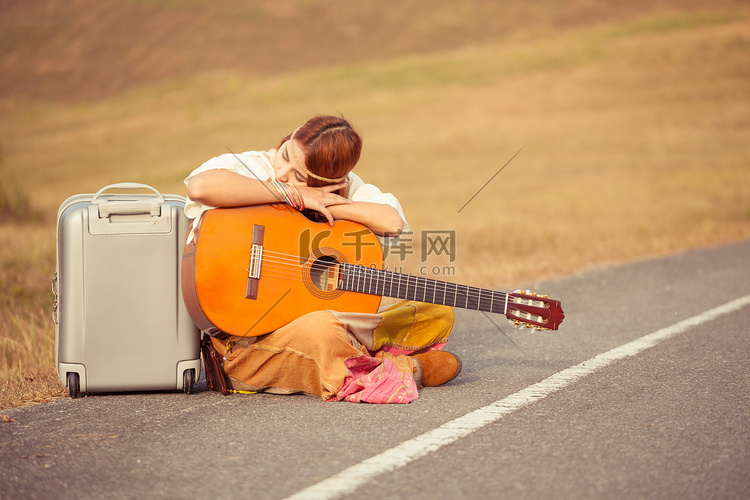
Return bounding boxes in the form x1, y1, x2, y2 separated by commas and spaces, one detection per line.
275, 163, 292, 183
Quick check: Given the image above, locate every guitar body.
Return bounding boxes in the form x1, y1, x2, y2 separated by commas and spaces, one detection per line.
182, 204, 384, 337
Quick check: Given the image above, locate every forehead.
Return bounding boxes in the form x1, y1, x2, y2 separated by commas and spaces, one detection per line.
286, 139, 306, 157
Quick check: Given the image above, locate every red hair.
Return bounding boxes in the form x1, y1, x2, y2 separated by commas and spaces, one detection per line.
277, 115, 362, 190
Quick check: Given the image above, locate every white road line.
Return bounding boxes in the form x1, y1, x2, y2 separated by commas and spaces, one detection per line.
285, 294, 750, 500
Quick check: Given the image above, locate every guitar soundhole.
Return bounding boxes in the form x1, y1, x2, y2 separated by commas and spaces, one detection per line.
309, 255, 341, 292
303, 248, 347, 300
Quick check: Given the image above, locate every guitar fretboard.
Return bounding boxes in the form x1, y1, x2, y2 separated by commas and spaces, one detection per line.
339, 263, 508, 314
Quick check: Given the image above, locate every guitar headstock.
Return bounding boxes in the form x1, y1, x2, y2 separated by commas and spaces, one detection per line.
506, 290, 564, 331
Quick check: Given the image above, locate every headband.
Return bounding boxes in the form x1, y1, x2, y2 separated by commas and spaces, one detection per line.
288, 127, 348, 183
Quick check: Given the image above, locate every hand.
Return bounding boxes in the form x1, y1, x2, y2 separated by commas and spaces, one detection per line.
297, 182, 352, 225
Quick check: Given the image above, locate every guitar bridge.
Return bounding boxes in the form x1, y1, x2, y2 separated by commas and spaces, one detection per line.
245, 225, 265, 299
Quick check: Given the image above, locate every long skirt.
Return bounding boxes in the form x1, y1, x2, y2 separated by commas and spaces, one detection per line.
210, 300, 455, 404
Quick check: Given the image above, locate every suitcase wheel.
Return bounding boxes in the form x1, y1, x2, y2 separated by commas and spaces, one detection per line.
183, 369, 195, 395
67, 372, 80, 399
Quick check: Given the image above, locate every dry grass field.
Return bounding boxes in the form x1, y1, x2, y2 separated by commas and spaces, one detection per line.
1, 0, 749, 409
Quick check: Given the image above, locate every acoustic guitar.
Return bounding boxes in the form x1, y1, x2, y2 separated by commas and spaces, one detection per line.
181, 204, 564, 338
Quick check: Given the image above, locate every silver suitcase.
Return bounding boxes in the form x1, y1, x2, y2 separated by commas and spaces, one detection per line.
53, 183, 200, 398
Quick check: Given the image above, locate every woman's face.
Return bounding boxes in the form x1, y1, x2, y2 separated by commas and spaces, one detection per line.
273, 139, 308, 187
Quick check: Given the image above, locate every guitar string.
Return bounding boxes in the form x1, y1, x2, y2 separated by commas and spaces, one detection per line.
243, 257, 542, 323
220, 261, 545, 327
257, 255, 501, 296
248, 256, 510, 312
260, 265, 543, 324
256, 253, 511, 300
237, 244, 533, 314
255, 250, 529, 302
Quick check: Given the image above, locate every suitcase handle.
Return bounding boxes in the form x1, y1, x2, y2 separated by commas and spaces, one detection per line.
92, 183, 166, 204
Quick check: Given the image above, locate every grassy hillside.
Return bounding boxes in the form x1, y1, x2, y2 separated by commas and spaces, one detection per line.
1, 0, 749, 408
4, 0, 741, 103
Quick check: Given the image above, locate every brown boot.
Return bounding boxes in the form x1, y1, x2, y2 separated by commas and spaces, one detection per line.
413, 351, 462, 387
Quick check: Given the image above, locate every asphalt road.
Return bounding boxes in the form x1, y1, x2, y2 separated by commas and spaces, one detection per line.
2, 240, 749, 500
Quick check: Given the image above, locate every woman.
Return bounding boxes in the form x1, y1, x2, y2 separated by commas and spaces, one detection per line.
185, 115, 461, 404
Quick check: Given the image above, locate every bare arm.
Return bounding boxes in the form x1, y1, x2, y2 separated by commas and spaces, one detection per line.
328, 201, 403, 237
186, 169, 280, 207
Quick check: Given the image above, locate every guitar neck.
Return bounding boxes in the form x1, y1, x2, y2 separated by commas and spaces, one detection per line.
339, 263, 508, 314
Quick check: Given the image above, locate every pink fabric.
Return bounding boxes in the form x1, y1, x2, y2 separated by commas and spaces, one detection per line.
332, 353, 420, 404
